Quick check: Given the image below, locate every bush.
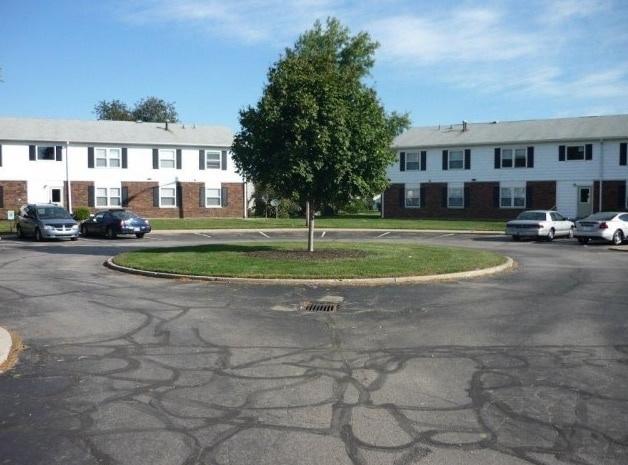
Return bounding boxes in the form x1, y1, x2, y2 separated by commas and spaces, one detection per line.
73, 206, 91, 221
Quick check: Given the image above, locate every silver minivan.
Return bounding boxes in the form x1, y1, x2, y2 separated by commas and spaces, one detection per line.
16, 203, 79, 241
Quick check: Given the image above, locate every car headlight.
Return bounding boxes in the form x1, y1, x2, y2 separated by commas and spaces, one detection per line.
43, 225, 55, 231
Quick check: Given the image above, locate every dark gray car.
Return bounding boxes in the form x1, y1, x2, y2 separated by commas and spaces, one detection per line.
16, 203, 79, 241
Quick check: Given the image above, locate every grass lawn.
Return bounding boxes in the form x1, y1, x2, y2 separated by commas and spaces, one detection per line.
113, 241, 507, 279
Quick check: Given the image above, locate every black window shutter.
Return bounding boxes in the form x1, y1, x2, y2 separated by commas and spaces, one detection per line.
87, 186, 95, 207
176, 149, 182, 169
493, 186, 500, 207
121, 187, 129, 207
0, 186, 4, 208
494, 148, 501, 169
221, 186, 228, 206
420, 151, 427, 171
153, 187, 160, 207
464, 187, 470, 208
88, 147, 95, 168
442, 150, 448, 170
585, 144, 593, 160
526, 185, 533, 208
221, 151, 228, 171
441, 187, 448, 207
199, 150, 205, 170
558, 145, 566, 161
29, 145, 36, 161
122, 148, 128, 169
420, 186, 426, 208
152, 149, 159, 169
199, 186, 205, 207
176, 183, 182, 207
618, 184, 627, 208
527, 146, 534, 168
620, 143, 627, 166
399, 152, 406, 171
464, 149, 471, 170
399, 186, 405, 208
55, 146, 63, 161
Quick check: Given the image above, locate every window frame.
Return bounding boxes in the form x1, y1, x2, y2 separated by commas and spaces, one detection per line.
159, 149, 176, 169
404, 184, 421, 208
205, 150, 221, 170
160, 187, 177, 207
448, 150, 464, 170
405, 152, 421, 171
447, 185, 464, 209
500, 184, 526, 208
37, 145, 56, 161
95, 187, 122, 207
205, 188, 222, 207
95, 148, 121, 168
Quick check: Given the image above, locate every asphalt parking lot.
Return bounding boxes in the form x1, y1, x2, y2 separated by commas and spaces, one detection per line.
0, 230, 627, 465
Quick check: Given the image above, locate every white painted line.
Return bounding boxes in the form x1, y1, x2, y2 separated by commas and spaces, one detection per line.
194, 233, 213, 238
433, 233, 455, 238
377, 231, 391, 238
259, 231, 270, 238
321, 231, 326, 238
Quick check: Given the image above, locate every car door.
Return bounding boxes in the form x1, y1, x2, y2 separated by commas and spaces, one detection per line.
550, 212, 570, 235
22, 206, 38, 236
89, 212, 107, 235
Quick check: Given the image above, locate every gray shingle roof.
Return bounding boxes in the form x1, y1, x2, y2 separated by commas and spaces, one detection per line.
0, 117, 234, 147
393, 114, 628, 149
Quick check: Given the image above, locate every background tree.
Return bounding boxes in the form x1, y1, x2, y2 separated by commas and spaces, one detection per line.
232, 17, 410, 251
94, 96, 178, 123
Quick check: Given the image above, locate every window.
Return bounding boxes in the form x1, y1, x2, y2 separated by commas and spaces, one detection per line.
448, 150, 464, 170
205, 151, 221, 169
406, 152, 420, 170
500, 185, 526, 208
405, 185, 420, 207
205, 188, 221, 206
160, 149, 176, 169
38, 146, 55, 160
567, 146, 585, 160
96, 187, 121, 207
448, 186, 464, 208
95, 148, 121, 168
502, 148, 527, 168
160, 187, 176, 206
559, 144, 592, 161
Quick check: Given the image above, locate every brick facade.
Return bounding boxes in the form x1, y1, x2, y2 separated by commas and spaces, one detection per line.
0, 181, 28, 213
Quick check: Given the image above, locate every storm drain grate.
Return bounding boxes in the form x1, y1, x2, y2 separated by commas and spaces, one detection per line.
301, 301, 338, 312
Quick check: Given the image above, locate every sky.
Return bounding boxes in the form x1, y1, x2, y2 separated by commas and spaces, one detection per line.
1, 0, 627, 132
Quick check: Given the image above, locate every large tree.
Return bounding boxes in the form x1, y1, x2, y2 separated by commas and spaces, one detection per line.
94, 96, 178, 123
232, 18, 410, 251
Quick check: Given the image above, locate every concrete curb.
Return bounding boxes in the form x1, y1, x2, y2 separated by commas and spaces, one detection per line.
104, 256, 515, 287
0, 327, 12, 371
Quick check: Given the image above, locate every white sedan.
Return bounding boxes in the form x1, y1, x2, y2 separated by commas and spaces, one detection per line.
575, 212, 628, 245
505, 210, 575, 242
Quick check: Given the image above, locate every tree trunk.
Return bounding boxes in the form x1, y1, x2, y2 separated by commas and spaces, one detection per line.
307, 200, 315, 252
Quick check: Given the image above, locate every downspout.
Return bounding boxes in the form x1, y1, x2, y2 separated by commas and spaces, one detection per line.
598, 139, 604, 212
65, 141, 73, 213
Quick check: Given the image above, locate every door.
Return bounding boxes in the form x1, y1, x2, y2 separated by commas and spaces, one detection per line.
49, 187, 63, 206
576, 186, 592, 219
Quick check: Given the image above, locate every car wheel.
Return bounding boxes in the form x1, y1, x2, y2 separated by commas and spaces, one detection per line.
578, 237, 590, 245
611, 230, 624, 246
34, 228, 43, 242
80, 225, 88, 236
568, 227, 574, 239
105, 227, 117, 239
135, 233, 145, 239
511, 235, 520, 242
16, 226, 24, 240
71, 237, 78, 241
546, 229, 555, 242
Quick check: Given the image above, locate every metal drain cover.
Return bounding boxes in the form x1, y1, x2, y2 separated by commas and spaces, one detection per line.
301, 301, 338, 312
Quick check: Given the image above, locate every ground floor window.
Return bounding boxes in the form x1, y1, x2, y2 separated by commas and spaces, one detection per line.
500, 185, 526, 208
448, 185, 464, 208
160, 187, 176, 207
96, 187, 121, 207
205, 188, 221, 206
405, 184, 420, 207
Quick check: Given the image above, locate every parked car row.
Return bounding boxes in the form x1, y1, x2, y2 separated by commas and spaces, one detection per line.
505, 210, 628, 245
16, 204, 151, 241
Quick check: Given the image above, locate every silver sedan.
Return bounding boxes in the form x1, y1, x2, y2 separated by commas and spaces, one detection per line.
505, 210, 575, 242
575, 212, 628, 245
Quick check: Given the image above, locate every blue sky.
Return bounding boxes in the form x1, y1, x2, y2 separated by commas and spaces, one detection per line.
1, 0, 627, 131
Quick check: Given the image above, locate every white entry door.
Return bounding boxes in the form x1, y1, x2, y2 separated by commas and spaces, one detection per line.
576, 186, 592, 219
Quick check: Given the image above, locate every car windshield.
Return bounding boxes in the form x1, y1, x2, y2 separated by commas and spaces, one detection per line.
38, 207, 72, 220
583, 212, 618, 221
516, 211, 545, 221
111, 211, 138, 220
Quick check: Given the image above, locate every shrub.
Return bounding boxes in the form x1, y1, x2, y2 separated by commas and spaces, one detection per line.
73, 206, 91, 221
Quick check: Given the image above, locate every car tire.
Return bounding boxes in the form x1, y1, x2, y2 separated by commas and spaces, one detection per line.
135, 233, 145, 239
568, 227, 574, 239
34, 228, 43, 242
105, 227, 117, 239
611, 230, 624, 246
546, 229, 555, 242
578, 237, 590, 245
16, 226, 24, 240
71, 237, 78, 241
511, 235, 520, 242
80, 225, 88, 236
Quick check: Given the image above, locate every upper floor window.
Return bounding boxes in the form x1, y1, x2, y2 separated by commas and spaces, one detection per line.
399, 151, 426, 171
95, 148, 121, 168
205, 151, 221, 169
160, 149, 176, 169
29, 145, 62, 161
495, 147, 534, 169
442, 149, 470, 170
559, 144, 592, 161
199, 149, 226, 171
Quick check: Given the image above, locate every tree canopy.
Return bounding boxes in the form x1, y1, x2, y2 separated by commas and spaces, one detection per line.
231, 17, 410, 251
94, 96, 179, 123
